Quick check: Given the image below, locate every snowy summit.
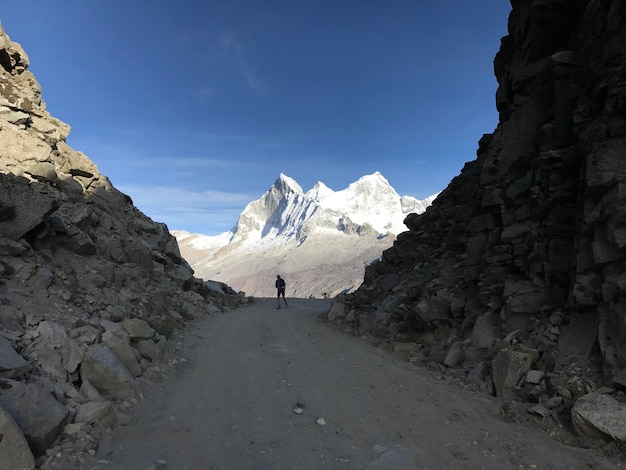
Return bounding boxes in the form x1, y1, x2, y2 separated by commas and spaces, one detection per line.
198, 171, 435, 248
173, 172, 438, 297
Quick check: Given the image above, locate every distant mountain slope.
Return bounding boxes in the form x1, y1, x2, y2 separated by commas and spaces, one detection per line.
173, 172, 437, 297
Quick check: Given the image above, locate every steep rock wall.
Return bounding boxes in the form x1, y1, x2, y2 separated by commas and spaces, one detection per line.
329, 0, 626, 436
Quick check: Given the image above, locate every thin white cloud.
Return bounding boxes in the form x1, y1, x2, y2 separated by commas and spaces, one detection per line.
220, 31, 267, 95
142, 157, 248, 171
178, 29, 268, 97
120, 184, 254, 207
75, 128, 261, 147
118, 184, 255, 234
67, 133, 262, 170
196, 86, 214, 103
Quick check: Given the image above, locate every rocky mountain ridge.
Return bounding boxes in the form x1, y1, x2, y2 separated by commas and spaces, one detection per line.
173, 172, 436, 297
0, 23, 248, 468
327, 0, 626, 447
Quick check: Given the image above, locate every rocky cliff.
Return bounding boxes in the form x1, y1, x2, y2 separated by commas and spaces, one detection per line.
328, 0, 626, 444
0, 23, 247, 468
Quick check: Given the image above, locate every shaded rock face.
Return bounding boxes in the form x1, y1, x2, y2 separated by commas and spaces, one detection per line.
0, 23, 248, 462
0, 405, 35, 470
328, 0, 626, 443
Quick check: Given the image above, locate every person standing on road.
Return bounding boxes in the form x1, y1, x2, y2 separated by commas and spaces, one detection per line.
276, 274, 288, 309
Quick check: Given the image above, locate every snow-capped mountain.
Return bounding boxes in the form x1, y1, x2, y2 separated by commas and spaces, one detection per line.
173, 172, 437, 297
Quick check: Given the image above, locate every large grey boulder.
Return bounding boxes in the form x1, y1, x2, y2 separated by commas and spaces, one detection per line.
79, 379, 105, 402
471, 312, 499, 349
571, 393, 626, 443
326, 301, 347, 323
0, 336, 28, 378
80, 344, 136, 399
101, 331, 142, 378
135, 338, 162, 362
0, 380, 69, 457
0, 405, 35, 470
74, 400, 111, 425
0, 176, 60, 241
0, 235, 26, 256
491, 349, 532, 400
122, 318, 155, 340
28, 321, 83, 380
555, 312, 598, 370
170, 263, 195, 289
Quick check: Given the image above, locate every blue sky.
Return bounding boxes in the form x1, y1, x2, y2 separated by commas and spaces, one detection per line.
3, 1, 511, 235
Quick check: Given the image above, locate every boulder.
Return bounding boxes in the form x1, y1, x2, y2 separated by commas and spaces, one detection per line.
0, 336, 29, 378
100, 319, 125, 334
525, 370, 545, 385
555, 312, 598, 370
491, 350, 532, 400
79, 379, 105, 402
444, 341, 465, 367
471, 312, 500, 349
327, 301, 347, 322
60, 226, 96, 255
135, 338, 162, 362
466, 361, 490, 385
571, 393, 626, 443
0, 235, 26, 256
0, 405, 35, 470
74, 400, 111, 425
414, 296, 450, 324
80, 344, 136, 399
28, 321, 83, 379
0, 380, 69, 457
70, 324, 101, 345
0, 176, 60, 242
150, 310, 185, 338
122, 318, 155, 340
101, 331, 142, 378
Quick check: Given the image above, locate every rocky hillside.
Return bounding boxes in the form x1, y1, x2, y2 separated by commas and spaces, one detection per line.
327, 0, 626, 444
0, 23, 247, 468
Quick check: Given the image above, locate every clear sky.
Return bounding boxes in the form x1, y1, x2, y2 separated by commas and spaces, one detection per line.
3, 1, 511, 235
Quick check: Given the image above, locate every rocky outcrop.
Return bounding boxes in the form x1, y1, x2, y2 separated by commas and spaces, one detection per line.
0, 406, 35, 470
327, 0, 626, 445
0, 22, 248, 465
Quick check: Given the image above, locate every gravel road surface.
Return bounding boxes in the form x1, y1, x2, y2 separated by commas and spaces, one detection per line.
81, 298, 620, 470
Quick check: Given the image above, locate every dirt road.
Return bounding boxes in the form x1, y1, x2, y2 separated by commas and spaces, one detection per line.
81, 299, 620, 469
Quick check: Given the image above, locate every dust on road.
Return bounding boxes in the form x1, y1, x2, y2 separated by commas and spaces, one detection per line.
82, 299, 620, 470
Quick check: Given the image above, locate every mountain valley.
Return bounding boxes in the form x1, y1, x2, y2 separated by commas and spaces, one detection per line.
1, 1, 626, 467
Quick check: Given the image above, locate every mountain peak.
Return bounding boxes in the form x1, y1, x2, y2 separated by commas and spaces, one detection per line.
346, 172, 395, 200
361, 170, 384, 179
175, 171, 437, 297
273, 173, 303, 195
353, 171, 390, 186
223, 172, 436, 244
306, 181, 333, 201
